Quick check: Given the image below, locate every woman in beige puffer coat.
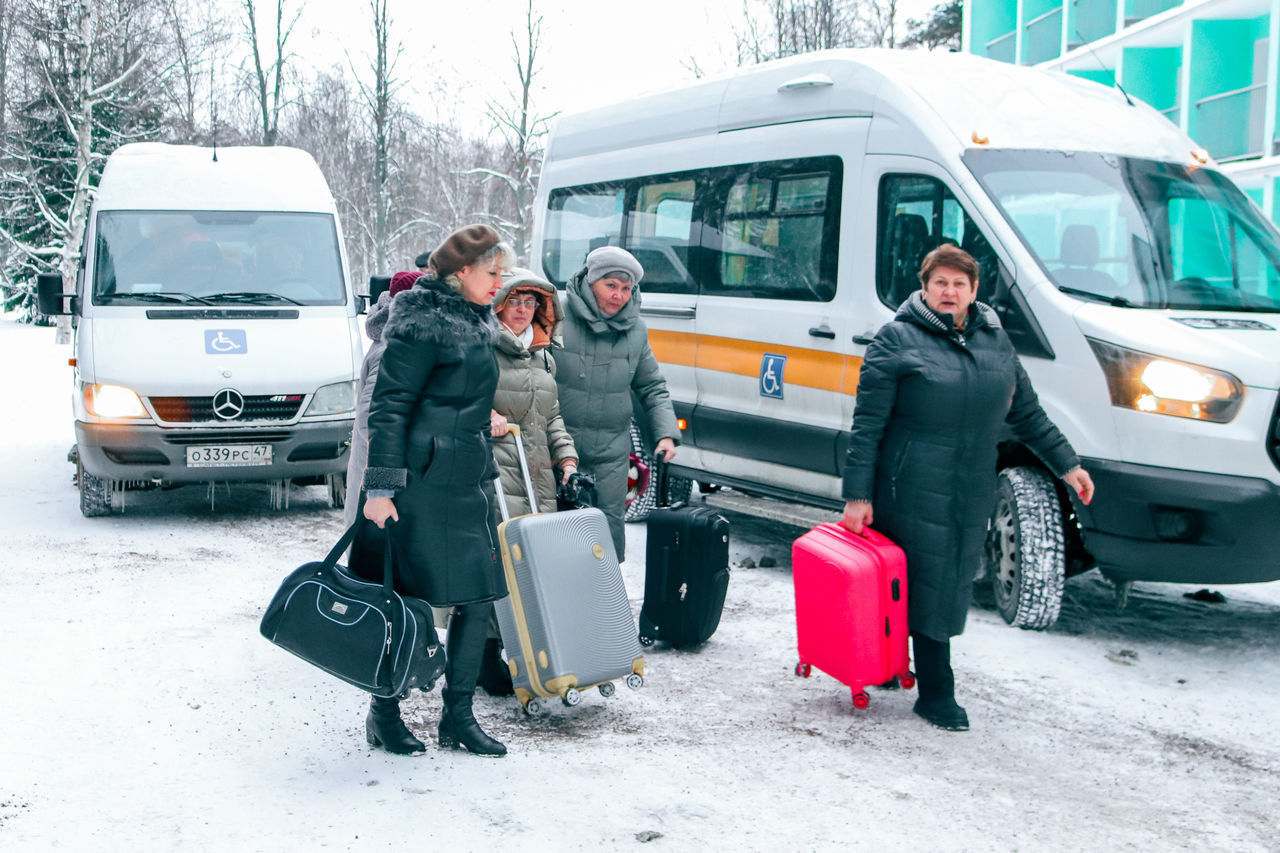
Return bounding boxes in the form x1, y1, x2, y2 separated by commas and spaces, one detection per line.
476, 269, 578, 698
488, 268, 578, 515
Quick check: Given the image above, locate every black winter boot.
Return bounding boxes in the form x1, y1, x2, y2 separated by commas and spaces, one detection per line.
365, 696, 427, 754
911, 633, 969, 732
478, 638, 515, 697
438, 605, 508, 757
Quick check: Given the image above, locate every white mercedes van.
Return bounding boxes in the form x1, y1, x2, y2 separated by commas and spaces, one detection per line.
39, 143, 362, 517
530, 49, 1280, 629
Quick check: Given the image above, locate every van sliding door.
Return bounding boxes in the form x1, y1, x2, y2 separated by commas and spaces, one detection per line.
691, 138, 859, 496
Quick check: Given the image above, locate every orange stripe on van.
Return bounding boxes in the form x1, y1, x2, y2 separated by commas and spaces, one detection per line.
649, 329, 863, 394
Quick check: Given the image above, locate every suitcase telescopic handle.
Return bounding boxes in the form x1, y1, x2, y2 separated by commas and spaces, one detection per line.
655, 448, 671, 508
493, 425, 539, 522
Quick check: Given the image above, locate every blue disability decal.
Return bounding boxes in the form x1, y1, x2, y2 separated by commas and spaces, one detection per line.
205, 329, 247, 354
759, 353, 786, 399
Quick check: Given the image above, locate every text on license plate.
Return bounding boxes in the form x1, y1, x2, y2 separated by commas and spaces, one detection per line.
185, 444, 273, 468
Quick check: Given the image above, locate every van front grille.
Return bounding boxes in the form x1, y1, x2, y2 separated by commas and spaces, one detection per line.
160, 430, 294, 446
149, 395, 304, 423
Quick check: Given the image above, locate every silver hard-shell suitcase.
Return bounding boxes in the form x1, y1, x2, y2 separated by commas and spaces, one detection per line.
492, 427, 645, 714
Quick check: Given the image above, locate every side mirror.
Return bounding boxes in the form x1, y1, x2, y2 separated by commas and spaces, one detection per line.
368, 275, 391, 305
37, 272, 73, 316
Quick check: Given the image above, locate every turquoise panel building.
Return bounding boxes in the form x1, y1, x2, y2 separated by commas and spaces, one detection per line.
963, 0, 1280, 220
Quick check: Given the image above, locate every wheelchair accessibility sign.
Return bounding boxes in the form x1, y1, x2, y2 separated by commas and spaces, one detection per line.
205, 329, 247, 354
759, 353, 786, 399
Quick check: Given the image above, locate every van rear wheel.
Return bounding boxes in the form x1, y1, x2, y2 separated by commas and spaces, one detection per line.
984, 466, 1065, 630
78, 458, 116, 517
624, 422, 691, 522
326, 472, 346, 509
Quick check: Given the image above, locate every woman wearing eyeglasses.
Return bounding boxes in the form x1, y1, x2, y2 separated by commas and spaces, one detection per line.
478, 269, 580, 695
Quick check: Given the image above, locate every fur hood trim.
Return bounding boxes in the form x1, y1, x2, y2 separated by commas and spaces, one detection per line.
383, 278, 499, 347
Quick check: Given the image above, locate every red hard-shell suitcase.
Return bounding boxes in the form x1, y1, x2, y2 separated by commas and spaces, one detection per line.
792, 522, 914, 709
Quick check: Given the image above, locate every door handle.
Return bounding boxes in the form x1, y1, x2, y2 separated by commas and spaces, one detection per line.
641, 306, 697, 320
852, 334, 875, 345
808, 325, 836, 339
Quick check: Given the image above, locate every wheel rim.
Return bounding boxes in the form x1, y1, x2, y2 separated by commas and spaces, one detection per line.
988, 495, 1019, 611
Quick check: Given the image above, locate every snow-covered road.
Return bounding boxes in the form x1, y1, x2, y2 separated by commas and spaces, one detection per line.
3, 317, 1279, 852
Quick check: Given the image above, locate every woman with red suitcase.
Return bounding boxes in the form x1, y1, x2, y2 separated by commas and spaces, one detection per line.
841, 244, 1094, 731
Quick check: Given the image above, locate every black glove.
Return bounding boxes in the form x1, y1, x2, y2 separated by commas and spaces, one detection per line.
556, 471, 597, 511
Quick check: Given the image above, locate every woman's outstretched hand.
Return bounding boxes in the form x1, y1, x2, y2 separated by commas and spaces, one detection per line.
1063, 466, 1095, 505
363, 496, 399, 528
840, 500, 873, 534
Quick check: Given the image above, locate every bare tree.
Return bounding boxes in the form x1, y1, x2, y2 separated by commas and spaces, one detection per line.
240, 0, 299, 145
734, 0, 902, 63
478, 0, 557, 262
0, 0, 156, 335
0, 0, 14, 137
160, 0, 231, 142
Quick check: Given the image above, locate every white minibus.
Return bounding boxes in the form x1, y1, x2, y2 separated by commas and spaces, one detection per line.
530, 49, 1280, 629
39, 143, 362, 516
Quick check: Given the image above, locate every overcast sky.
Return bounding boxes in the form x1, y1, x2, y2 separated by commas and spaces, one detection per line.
300, 0, 939, 136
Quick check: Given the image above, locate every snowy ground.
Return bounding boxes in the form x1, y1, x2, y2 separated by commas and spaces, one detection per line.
3, 316, 1280, 852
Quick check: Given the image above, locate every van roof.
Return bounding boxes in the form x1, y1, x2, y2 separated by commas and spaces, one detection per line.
94, 143, 337, 212
547, 48, 1198, 165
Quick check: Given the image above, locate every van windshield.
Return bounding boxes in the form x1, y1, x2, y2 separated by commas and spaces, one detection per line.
963, 150, 1280, 312
92, 211, 347, 306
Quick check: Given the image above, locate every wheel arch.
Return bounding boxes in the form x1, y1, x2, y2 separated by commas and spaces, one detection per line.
996, 440, 1094, 577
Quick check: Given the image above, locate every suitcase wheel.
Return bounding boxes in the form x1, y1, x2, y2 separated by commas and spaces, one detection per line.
598, 682, 616, 698
625, 673, 644, 691
638, 634, 655, 648
523, 698, 549, 717
561, 687, 582, 707
795, 662, 812, 678
851, 691, 871, 710
898, 672, 916, 691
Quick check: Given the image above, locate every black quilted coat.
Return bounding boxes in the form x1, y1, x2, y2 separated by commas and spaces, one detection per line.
362, 279, 506, 607
842, 293, 1079, 641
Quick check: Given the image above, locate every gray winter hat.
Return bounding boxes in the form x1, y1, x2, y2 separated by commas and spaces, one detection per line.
584, 246, 644, 285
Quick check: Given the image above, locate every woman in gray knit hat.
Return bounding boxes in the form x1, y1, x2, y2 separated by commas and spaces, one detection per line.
554, 246, 679, 561
358, 223, 516, 757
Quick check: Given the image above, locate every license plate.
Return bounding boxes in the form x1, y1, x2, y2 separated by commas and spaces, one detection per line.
185, 444, 273, 468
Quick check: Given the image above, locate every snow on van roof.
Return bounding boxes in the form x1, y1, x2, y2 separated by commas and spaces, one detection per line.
93, 143, 337, 212
547, 49, 1199, 166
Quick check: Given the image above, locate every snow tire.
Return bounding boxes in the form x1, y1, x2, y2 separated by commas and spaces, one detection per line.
327, 472, 346, 509
984, 466, 1065, 630
624, 421, 691, 522
78, 458, 115, 517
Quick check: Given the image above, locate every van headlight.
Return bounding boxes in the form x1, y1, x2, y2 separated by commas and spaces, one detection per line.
304, 381, 356, 416
84, 383, 148, 419
1087, 339, 1244, 423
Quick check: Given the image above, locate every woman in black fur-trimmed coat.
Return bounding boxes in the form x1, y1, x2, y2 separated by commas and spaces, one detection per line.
360, 224, 513, 758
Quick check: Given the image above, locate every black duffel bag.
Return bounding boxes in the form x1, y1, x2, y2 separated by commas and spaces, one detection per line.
260, 520, 445, 698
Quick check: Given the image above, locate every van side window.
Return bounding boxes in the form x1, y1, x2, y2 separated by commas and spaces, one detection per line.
543, 186, 625, 285
877, 174, 1000, 309
707, 158, 841, 302
625, 178, 698, 294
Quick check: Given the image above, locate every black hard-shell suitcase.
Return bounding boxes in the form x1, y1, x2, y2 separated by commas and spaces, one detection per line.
638, 453, 730, 648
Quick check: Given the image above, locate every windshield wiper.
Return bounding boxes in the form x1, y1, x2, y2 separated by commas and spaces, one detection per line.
1054, 285, 1134, 307
203, 291, 305, 305
104, 291, 213, 305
